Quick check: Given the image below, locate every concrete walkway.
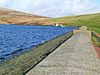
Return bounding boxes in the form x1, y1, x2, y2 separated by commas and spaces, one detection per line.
26, 27, 100, 75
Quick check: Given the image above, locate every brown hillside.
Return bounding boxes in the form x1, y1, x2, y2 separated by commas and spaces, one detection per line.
0, 8, 49, 25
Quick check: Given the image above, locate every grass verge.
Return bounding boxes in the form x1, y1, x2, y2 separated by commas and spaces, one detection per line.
91, 32, 100, 47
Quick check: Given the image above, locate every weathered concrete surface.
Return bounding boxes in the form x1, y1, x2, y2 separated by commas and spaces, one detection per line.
26, 27, 100, 75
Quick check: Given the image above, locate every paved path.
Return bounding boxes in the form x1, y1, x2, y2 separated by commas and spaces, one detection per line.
26, 27, 100, 75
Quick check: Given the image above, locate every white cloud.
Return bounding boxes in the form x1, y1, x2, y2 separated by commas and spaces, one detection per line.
0, 0, 100, 17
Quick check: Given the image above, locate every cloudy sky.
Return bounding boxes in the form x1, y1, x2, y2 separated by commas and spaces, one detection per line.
0, 0, 100, 17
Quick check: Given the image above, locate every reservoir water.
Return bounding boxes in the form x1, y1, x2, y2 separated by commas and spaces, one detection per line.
0, 24, 79, 61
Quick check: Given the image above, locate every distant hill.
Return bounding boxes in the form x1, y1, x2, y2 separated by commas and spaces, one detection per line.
42, 13, 100, 33
0, 8, 99, 33
0, 8, 49, 25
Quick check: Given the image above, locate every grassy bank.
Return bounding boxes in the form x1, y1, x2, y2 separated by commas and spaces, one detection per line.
0, 31, 73, 75
43, 13, 100, 33
91, 32, 100, 47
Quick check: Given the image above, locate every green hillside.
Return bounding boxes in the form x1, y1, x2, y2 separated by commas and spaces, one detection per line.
44, 13, 100, 33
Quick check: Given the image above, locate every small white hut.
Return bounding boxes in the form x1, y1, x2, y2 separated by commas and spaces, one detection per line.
53, 23, 64, 27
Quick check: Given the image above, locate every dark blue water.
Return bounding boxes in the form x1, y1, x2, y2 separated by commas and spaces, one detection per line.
0, 24, 79, 61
